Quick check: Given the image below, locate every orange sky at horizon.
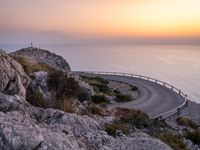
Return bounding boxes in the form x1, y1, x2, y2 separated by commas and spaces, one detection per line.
0, 0, 200, 39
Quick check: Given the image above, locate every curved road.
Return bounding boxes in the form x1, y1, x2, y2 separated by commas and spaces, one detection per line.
77, 73, 185, 118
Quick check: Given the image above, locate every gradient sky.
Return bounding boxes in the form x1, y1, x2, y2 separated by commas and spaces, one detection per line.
0, 0, 200, 44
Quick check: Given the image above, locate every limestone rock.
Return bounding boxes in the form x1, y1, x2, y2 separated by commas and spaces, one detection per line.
0, 49, 29, 98
0, 92, 173, 150
0, 49, 174, 150
11, 47, 71, 72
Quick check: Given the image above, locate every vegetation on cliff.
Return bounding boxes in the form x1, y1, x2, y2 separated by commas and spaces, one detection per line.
10, 55, 51, 75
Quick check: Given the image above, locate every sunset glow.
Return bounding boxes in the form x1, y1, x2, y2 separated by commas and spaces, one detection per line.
0, 0, 200, 43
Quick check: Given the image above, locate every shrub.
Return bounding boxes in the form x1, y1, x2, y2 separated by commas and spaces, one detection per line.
113, 89, 121, 94
91, 94, 110, 104
131, 86, 138, 91
47, 70, 81, 111
81, 76, 108, 85
26, 89, 47, 108
93, 76, 109, 84
155, 131, 187, 150
118, 108, 152, 129
48, 70, 81, 100
78, 89, 91, 102
82, 104, 103, 115
115, 93, 132, 102
81, 76, 111, 94
185, 129, 200, 145
105, 108, 153, 136
11, 55, 51, 74
91, 83, 110, 94
105, 121, 129, 137
176, 116, 198, 129
62, 99, 75, 113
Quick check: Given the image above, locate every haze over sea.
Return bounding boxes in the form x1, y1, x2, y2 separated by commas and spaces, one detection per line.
1, 44, 200, 104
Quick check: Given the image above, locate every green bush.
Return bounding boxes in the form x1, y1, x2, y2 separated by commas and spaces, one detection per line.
93, 76, 109, 84
176, 116, 198, 129
115, 93, 132, 102
185, 129, 200, 145
105, 108, 153, 136
81, 76, 111, 94
91, 83, 110, 94
118, 108, 152, 129
48, 70, 81, 99
47, 70, 81, 112
81, 76, 108, 85
155, 131, 187, 150
91, 94, 110, 104
78, 89, 91, 102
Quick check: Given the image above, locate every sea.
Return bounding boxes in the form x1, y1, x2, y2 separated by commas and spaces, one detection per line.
1, 44, 200, 104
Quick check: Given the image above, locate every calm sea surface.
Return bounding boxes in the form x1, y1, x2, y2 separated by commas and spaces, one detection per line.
1, 44, 200, 103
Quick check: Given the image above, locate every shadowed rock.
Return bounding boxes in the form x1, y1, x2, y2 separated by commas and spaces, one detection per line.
0, 49, 30, 98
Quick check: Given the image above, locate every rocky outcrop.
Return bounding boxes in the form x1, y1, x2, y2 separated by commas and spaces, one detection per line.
0, 49, 29, 98
28, 71, 52, 103
108, 132, 173, 150
0, 93, 173, 150
11, 47, 71, 72
0, 48, 173, 150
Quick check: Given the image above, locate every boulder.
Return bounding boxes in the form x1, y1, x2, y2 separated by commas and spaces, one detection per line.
0, 49, 29, 98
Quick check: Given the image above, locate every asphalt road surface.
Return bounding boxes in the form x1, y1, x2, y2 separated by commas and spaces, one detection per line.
76, 73, 185, 118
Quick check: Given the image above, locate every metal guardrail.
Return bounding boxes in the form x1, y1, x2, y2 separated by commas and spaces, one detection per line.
75, 71, 188, 120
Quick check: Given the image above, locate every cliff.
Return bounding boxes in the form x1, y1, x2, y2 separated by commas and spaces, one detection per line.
0, 49, 29, 98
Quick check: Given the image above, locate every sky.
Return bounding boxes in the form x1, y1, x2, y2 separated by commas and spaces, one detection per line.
0, 0, 200, 44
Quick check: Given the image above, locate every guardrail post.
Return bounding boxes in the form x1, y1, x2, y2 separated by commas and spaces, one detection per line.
185, 95, 188, 107
163, 82, 165, 86
178, 90, 181, 95
147, 77, 149, 81
171, 86, 173, 90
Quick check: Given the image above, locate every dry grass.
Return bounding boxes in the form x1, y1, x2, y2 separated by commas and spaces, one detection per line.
10, 55, 51, 74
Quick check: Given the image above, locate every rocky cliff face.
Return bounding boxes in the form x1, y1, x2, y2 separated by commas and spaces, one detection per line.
0, 49, 29, 98
11, 47, 71, 72
0, 93, 173, 150
0, 48, 173, 150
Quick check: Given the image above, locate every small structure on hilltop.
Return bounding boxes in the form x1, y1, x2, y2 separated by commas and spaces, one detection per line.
30, 42, 40, 50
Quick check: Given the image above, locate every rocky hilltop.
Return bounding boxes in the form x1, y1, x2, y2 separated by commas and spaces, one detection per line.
11, 47, 71, 72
